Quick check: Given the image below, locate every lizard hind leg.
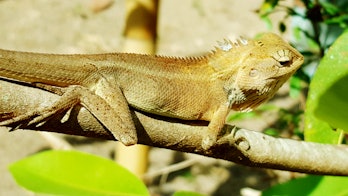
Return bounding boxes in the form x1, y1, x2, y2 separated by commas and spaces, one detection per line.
88, 78, 138, 146
0, 83, 138, 146
34, 82, 138, 146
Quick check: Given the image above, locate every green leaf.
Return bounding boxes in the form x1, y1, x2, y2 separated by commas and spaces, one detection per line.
263, 128, 280, 137
9, 150, 149, 196
304, 31, 348, 143
227, 111, 257, 121
262, 175, 348, 196
173, 191, 207, 196
227, 104, 277, 122
324, 15, 348, 27
258, 0, 279, 16
312, 31, 348, 133
315, 75, 348, 133
289, 75, 302, 98
261, 16, 273, 30
321, 2, 340, 16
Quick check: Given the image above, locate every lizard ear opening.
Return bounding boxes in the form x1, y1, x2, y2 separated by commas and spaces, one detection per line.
249, 68, 258, 77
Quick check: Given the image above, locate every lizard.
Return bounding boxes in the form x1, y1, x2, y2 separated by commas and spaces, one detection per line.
0, 33, 303, 150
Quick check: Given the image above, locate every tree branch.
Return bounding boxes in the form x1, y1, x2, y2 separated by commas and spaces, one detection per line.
1, 80, 347, 175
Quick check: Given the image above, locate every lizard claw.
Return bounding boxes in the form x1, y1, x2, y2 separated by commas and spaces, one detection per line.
118, 134, 138, 146
0, 118, 33, 131
8, 123, 23, 132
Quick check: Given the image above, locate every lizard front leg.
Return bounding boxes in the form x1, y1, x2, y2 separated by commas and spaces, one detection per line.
0, 80, 138, 146
201, 102, 230, 150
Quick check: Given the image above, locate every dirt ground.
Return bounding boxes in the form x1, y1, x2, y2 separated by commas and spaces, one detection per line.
0, 0, 298, 195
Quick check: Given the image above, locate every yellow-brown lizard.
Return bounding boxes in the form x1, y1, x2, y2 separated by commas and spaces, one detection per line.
0, 33, 303, 149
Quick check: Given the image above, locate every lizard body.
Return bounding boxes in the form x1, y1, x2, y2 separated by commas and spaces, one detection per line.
0, 50, 222, 121
0, 33, 303, 149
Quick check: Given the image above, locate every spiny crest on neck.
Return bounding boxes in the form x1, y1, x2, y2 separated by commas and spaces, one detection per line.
209, 35, 253, 59
208, 36, 252, 80
215, 36, 249, 52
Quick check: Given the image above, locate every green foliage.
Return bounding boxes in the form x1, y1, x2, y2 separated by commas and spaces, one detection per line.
289, 75, 302, 98
9, 150, 206, 196
259, 0, 348, 80
305, 31, 348, 143
258, 0, 348, 144
256, 1, 348, 143
275, 109, 304, 137
227, 110, 259, 122
262, 175, 348, 196
313, 32, 348, 133
227, 104, 277, 122
9, 150, 149, 196
259, 0, 348, 33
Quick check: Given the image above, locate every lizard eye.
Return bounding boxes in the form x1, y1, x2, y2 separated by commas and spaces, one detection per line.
278, 59, 291, 67
272, 49, 292, 67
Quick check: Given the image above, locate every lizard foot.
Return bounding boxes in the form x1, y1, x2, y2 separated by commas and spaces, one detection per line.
0, 107, 66, 130
201, 134, 217, 150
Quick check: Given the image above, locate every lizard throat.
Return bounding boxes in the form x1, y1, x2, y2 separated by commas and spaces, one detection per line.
230, 79, 284, 112
231, 89, 273, 112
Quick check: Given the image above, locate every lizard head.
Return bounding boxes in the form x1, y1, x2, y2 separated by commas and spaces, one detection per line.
209, 33, 304, 111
